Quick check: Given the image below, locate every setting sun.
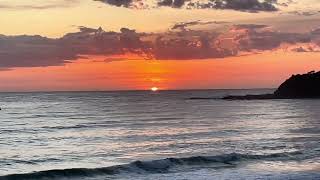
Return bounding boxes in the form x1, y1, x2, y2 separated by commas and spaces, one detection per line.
151, 87, 159, 92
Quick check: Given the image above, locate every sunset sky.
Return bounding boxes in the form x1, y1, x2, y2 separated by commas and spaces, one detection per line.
1, 0, 320, 91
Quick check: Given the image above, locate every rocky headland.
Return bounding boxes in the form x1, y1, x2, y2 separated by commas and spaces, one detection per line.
223, 71, 320, 100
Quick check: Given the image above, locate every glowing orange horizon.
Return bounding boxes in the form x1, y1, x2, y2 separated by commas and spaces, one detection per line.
0, 52, 320, 92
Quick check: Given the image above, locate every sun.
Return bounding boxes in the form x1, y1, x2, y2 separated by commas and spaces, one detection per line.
151, 87, 159, 92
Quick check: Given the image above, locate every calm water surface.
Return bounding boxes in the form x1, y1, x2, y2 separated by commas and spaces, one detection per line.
0, 89, 319, 179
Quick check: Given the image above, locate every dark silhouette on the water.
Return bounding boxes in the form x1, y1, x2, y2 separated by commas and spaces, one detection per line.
221, 93, 275, 100
273, 71, 320, 98
222, 71, 320, 100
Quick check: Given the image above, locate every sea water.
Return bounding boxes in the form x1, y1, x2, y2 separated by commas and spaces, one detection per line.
0, 90, 319, 180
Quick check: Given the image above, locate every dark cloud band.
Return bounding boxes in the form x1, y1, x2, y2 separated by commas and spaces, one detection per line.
0, 23, 319, 69
93, 0, 134, 7
95, 0, 278, 12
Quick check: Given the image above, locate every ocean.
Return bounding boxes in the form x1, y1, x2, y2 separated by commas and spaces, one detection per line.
0, 89, 319, 180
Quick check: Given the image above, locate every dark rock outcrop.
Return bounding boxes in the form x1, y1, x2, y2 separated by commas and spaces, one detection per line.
274, 71, 320, 99
222, 94, 274, 100
223, 71, 320, 100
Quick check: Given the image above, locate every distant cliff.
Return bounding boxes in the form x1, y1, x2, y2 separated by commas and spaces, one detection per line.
223, 71, 320, 100
274, 71, 320, 98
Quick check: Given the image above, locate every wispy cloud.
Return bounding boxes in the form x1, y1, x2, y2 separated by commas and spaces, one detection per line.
0, 0, 79, 10
171, 20, 229, 31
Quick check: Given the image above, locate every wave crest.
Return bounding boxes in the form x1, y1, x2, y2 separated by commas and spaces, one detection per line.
0, 151, 303, 180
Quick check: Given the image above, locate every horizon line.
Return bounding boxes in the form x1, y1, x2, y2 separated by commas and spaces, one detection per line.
0, 87, 276, 94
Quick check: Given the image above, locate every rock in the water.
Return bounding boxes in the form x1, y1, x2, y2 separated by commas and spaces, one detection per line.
222, 94, 274, 100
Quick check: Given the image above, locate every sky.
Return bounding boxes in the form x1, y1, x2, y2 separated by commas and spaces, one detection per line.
1, 0, 320, 91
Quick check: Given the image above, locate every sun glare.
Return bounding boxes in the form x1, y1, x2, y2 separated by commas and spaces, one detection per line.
151, 87, 159, 92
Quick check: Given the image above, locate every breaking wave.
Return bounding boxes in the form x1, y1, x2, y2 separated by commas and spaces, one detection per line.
0, 151, 304, 180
